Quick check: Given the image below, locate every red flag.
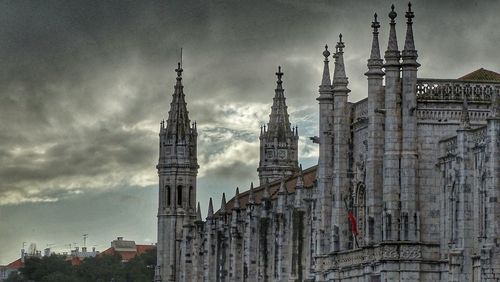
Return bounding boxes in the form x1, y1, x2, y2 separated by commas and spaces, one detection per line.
348, 211, 358, 236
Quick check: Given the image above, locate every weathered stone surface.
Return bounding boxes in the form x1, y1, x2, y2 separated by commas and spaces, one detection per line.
157, 4, 500, 282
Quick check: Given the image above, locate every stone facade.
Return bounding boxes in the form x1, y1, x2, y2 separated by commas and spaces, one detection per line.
156, 4, 500, 281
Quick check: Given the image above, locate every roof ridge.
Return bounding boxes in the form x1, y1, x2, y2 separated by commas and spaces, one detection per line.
458, 68, 500, 82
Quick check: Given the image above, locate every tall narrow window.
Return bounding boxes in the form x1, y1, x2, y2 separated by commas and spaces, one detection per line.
189, 186, 193, 208
177, 186, 183, 206
386, 214, 392, 240
166, 186, 171, 206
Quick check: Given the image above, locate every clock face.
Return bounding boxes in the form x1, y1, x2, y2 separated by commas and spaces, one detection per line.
278, 149, 286, 159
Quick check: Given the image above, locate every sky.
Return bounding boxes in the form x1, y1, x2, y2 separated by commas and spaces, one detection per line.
0, 0, 498, 264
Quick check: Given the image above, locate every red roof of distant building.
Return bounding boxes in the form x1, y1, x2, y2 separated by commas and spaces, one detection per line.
6, 258, 24, 269
69, 256, 82, 266
100, 244, 155, 262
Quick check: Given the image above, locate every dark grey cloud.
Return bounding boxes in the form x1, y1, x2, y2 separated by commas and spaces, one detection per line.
1, 0, 499, 263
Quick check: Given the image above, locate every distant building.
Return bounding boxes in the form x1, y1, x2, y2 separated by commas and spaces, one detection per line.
100, 237, 155, 262
0, 259, 23, 281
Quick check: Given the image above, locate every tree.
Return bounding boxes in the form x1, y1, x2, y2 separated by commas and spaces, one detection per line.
77, 253, 125, 282
124, 249, 156, 281
20, 255, 77, 281
4, 271, 26, 282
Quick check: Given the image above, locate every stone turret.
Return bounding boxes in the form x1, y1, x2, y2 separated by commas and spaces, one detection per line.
331, 34, 351, 251
156, 61, 199, 282
316, 44, 335, 254
365, 13, 385, 244
401, 2, 420, 241
382, 4, 402, 242
258, 66, 299, 185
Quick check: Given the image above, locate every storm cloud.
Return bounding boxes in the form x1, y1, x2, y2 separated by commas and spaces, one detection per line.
0, 0, 498, 263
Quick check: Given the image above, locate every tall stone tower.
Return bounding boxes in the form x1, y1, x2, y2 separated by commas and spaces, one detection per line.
258, 66, 299, 185
316, 44, 334, 253
155, 62, 198, 282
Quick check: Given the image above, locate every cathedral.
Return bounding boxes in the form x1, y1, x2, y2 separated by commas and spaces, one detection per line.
155, 3, 500, 281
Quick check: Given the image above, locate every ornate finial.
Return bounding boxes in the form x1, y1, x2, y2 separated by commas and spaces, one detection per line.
175, 62, 183, 79
276, 66, 284, 82
405, 2, 414, 24
336, 34, 345, 53
389, 4, 397, 22
372, 13, 380, 33
323, 44, 330, 59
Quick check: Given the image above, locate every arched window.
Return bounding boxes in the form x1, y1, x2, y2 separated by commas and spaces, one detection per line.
166, 186, 171, 206
177, 186, 183, 206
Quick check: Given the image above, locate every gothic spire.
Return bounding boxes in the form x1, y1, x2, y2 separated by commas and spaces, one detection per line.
166, 62, 192, 141
461, 95, 472, 129
366, 13, 385, 76
333, 34, 350, 93
320, 45, 332, 88
402, 2, 419, 66
385, 5, 401, 62
266, 66, 292, 142
207, 197, 214, 218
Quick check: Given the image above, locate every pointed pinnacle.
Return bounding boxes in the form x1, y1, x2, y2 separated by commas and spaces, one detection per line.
234, 187, 240, 209
221, 193, 227, 211
248, 182, 255, 204
263, 179, 270, 199
321, 45, 332, 87
196, 202, 202, 221
207, 198, 214, 218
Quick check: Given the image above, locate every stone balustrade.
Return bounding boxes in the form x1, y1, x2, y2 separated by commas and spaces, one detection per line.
416, 79, 500, 103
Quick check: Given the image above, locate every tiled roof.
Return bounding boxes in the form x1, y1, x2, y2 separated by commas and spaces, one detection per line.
217, 165, 317, 213
458, 68, 500, 82
6, 258, 23, 269
100, 244, 156, 262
